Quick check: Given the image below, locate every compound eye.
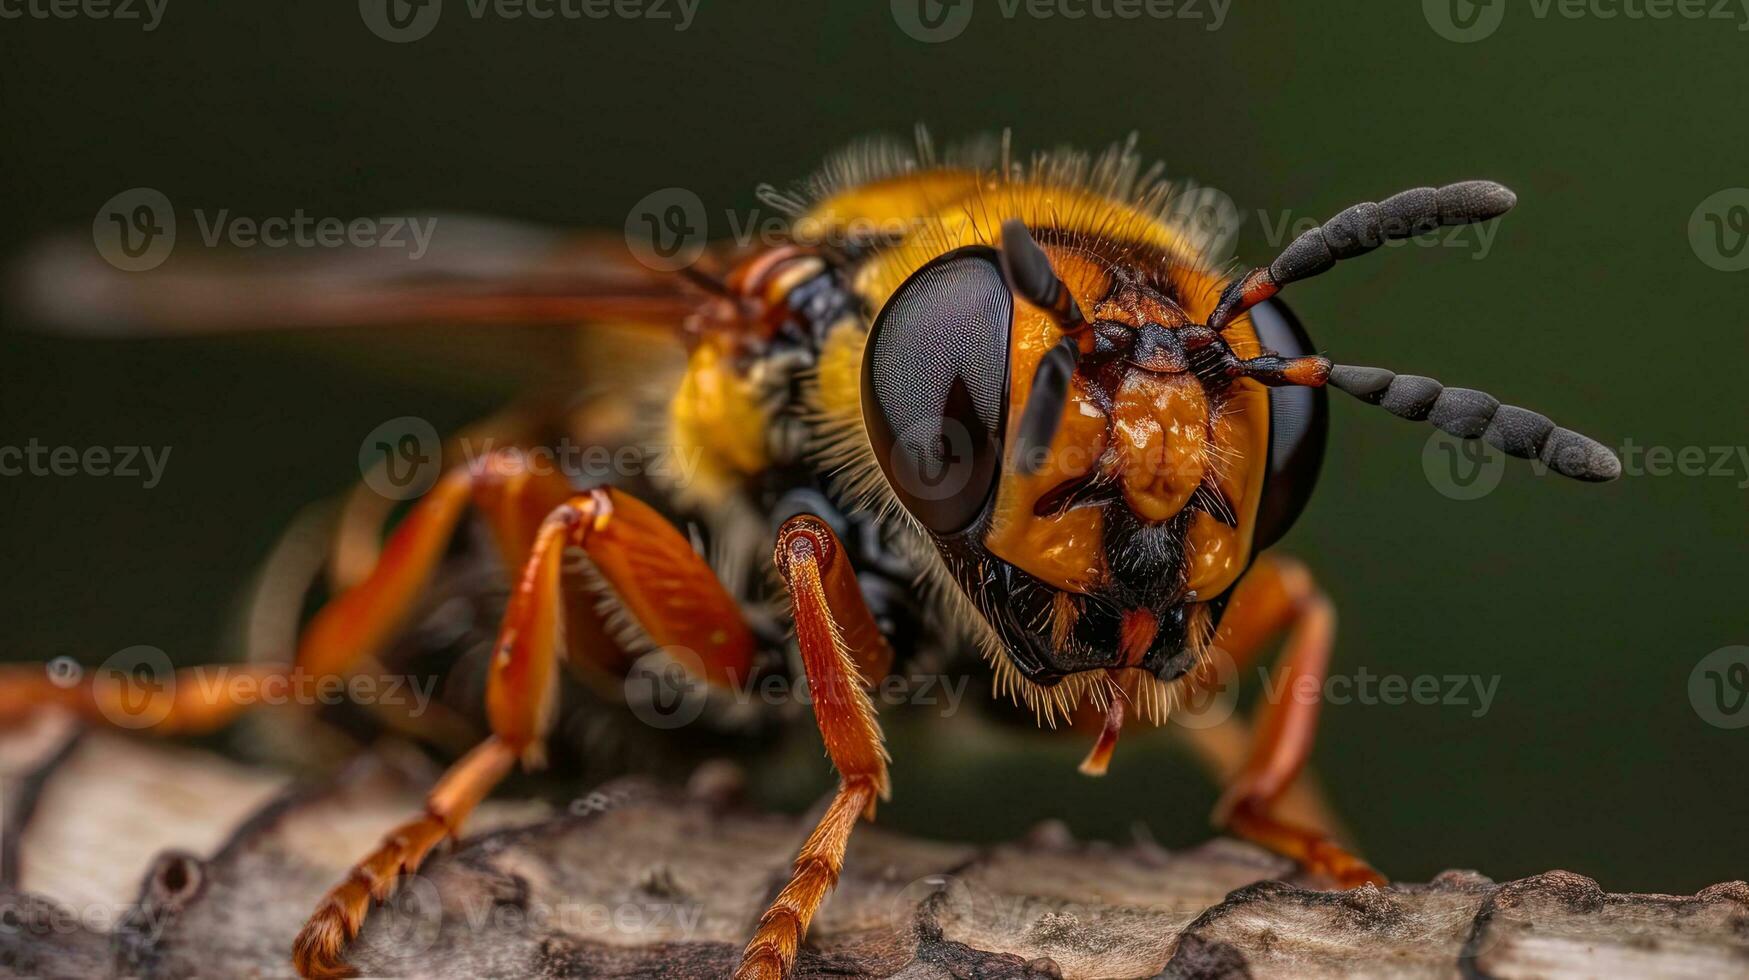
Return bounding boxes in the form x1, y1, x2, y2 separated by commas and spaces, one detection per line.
1249, 298, 1329, 552
861, 247, 1013, 535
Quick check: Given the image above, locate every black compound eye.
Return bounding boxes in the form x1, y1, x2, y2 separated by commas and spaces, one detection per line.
861, 247, 1013, 535
1249, 298, 1329, 553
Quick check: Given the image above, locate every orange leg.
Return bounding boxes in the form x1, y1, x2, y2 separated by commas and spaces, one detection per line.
0, 451, 572, 736
293, 487, 757, 979
1205, 555, 1384, 889
734, 516, 891, 980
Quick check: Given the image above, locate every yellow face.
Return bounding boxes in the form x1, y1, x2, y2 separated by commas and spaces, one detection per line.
807, 165, 1276, 720
978, 246, 1268, 605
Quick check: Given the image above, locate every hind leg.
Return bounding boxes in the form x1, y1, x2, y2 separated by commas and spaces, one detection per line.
0, 450, 571, 736
293, 487, 757, 978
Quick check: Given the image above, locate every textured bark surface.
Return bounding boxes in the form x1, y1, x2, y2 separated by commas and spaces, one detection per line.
3, 723, 1747, 979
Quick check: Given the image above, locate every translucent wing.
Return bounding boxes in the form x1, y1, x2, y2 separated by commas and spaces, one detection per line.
8, 213, 733, 337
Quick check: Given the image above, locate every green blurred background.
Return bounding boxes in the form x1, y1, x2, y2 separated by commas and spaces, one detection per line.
1, 1, 1744, 894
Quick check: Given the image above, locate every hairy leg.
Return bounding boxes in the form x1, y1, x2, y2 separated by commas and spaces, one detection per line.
1203, 554, 1383, 888
293, 486, 756, 978
734, 516, 893, 980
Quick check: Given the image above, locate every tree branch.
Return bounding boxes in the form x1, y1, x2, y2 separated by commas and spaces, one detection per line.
3, 725, 1745, 979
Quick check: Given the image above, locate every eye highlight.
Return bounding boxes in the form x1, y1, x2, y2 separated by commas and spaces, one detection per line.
861, 246, 1013, 535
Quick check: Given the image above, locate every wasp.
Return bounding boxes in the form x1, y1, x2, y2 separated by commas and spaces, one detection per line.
0, 133, 1620, 979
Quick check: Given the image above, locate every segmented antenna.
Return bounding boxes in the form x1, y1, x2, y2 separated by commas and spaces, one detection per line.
1207, 181, 1518, 331
1013, 336, 1080, 475
999, 219, 1085, 329
998, 219, 1092, 475
1327, 365, 1621, 482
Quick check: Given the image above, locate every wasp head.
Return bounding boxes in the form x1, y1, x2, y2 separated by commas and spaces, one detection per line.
859, 223, 1310, 714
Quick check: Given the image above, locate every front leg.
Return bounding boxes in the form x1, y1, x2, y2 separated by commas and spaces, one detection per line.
1206, 554, 1384, 888
734, 515, 893, 980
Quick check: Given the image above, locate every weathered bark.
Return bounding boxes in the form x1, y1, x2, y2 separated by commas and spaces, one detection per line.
2, 722, 1746, 979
